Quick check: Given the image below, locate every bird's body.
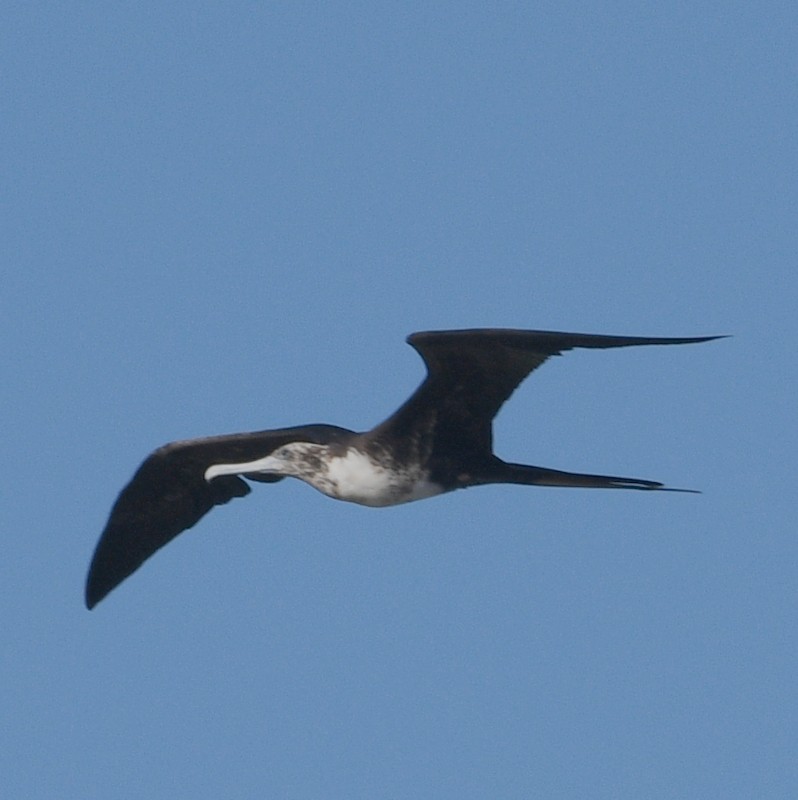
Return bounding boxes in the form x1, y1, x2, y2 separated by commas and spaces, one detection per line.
210, 441, 444, 507
86, 328, 723, 608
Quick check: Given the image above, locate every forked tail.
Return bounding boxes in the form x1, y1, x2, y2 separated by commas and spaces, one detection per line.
492, 462, 699, 493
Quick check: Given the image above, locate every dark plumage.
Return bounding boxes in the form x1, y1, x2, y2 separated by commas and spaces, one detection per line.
86, 328, 723, 608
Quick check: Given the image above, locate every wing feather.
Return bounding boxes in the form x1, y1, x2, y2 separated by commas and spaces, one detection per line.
373, 329, 723, 457
86, 425, 350, 608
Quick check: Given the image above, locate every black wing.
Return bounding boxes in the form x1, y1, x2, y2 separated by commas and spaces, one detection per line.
373, 328, 724, 457
86, 425, 351, 608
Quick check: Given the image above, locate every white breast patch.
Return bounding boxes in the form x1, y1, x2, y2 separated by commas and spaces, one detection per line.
319, 448, 443, 507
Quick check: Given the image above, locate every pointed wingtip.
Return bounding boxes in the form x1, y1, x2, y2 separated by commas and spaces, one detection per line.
84, 573, 109, 609
699, 334, 731, 343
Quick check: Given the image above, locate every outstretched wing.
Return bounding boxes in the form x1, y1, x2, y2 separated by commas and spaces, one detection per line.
86, 425, 350, 608
374, 328, 723, 457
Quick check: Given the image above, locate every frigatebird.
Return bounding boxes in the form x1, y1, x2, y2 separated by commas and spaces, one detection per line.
86, 328, 722, 608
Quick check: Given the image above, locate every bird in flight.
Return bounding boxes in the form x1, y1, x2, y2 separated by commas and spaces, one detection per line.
86, 328, 723, 608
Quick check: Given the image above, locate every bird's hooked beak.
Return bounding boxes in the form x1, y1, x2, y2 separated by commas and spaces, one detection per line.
205, 454, 284, 482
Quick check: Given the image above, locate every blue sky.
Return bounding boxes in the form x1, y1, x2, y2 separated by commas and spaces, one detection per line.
3, 3, 796, 798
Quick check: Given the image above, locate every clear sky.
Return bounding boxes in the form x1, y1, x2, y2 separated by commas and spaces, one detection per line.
3, 3, 796, 798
